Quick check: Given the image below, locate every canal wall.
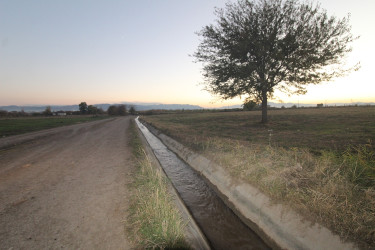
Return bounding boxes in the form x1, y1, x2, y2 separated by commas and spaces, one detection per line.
142, 121, 357, 250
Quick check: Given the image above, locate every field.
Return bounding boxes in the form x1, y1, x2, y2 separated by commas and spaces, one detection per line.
142, 106, 375, 248
143, 106, 375, 152
0, 116, 110, 137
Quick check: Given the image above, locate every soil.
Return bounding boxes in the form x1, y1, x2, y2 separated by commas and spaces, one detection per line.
0, 117, 135, 249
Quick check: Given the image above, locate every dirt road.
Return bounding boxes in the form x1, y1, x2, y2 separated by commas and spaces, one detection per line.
0, 117, 134, 249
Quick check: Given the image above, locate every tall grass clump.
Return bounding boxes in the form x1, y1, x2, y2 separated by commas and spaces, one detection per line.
128, 120, 189, 249
341, 142, 375, 188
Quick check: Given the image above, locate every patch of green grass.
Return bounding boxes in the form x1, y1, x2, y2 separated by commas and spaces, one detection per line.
0, 116, 110, 137
142, 106, 375, 248
127, 120, 189, 249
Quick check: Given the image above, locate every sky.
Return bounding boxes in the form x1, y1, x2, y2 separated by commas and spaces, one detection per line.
0, 0, 374, 108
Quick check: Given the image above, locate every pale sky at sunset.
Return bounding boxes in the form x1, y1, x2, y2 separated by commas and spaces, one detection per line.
1, 0, 374, 108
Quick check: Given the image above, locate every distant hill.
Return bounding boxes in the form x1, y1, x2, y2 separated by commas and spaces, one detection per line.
0, 103, 204, 112
130, 104, 203, 111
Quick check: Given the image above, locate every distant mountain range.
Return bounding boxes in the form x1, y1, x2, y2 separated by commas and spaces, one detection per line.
0, 103, 204, 112
0, 101, 373, 113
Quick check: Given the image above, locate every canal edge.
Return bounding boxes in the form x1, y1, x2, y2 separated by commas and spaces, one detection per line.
140, 120, 358, 250
134, 118, 211, 250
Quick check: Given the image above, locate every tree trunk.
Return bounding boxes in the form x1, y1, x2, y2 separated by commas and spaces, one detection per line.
261, 90, 268, 123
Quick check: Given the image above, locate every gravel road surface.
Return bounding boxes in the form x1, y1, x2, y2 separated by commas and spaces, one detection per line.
0, 117, 134, 249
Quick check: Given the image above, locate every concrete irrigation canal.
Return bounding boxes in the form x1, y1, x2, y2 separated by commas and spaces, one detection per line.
135, 117, 270, 249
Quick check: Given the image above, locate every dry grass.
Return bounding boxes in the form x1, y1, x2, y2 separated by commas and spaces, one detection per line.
203, 138, 374, 247
142, 106, 375, 248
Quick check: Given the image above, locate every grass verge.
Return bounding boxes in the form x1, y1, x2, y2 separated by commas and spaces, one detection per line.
127, 119, 189, 249
0, 116, 110, 137
142, 107, 375, 249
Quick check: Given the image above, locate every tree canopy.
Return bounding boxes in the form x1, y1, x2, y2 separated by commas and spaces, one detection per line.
43, 106, 52, 116
107, 105, 127, 116
87, 105, 98, 115
79, 102, 88, 114
194, 0, 358, 123
129, 106, 136, 115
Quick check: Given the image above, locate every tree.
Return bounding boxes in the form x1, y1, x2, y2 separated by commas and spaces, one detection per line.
194, 0, 358, 123
117, 105, 127, 116
243, 99, 259, 111
0, 110, 8, 117
87, 105, 98, 115
43, 106, 53, 116
79, 102, 88, 114
107, 105, 118, 115
97, 108, 105, 115
129, 106, 136, 115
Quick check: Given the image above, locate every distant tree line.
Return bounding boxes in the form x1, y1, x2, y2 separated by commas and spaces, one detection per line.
107, 104, 137, 116
78, 102, 106, 115
0, 110, 31, 117
107, 104, 127, 116
78, 102, 137, 116
0, 102, 137, 117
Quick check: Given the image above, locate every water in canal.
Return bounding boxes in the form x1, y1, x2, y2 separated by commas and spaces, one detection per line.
136, 118, 270, 250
